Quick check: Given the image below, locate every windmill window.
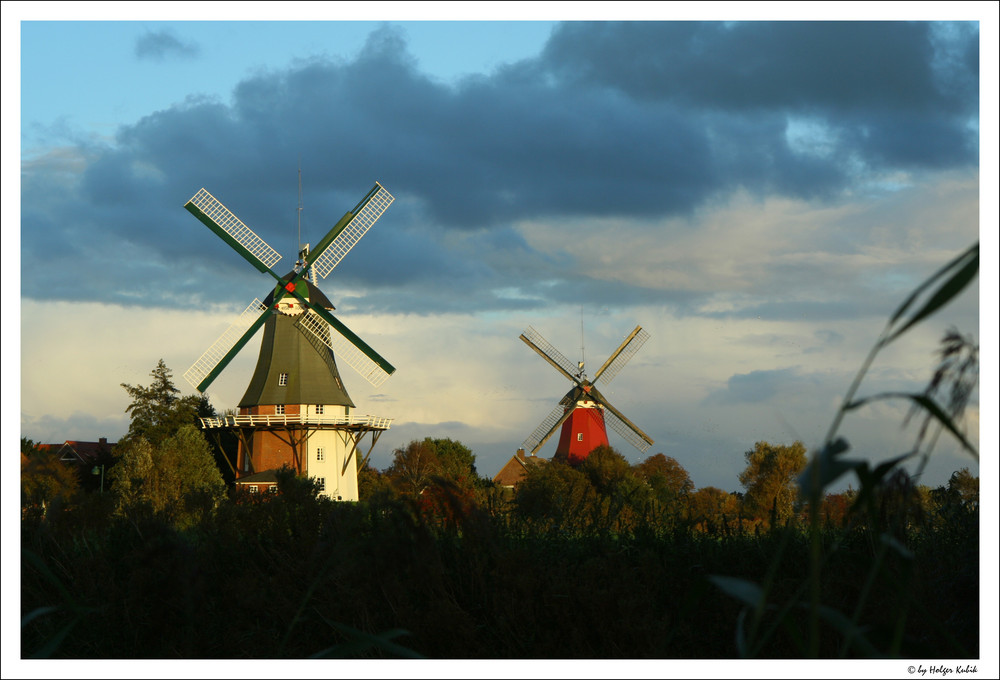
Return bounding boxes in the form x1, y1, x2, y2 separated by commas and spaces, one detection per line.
275, 404, 285, 415
316, 477, 326, 492
316, 448, 325, 462
315, 405, 324, 415
278, 373, 288, 386
249, 485, 258, 494
577, 433, 584, 442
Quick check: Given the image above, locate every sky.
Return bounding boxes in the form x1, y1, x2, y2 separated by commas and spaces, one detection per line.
5, 4, 998, 678
8, 4, 996, 496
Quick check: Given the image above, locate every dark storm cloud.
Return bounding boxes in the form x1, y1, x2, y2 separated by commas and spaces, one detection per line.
541, 22, 978, 168
134, 30, 201, 61
541, 22, 977, 114
705, 368, 821, 406
22, 22, 979, 314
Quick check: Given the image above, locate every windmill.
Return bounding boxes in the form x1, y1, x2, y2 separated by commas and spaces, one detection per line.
182, 181, 396, 501
520, 325, 653, 465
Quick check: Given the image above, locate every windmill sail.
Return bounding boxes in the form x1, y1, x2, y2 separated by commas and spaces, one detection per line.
296, 308, 394, 387
520, 326, 580, 381
593, 326, 649, 385
309, 183, 394, 279
185, 189, 282, 274
602, 403, 654, 453
184, 299, 270, 392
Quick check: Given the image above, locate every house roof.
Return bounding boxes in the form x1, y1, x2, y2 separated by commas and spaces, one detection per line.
492, 451, 548, 487
234, 469, 280, 485
40, 440, 115, 465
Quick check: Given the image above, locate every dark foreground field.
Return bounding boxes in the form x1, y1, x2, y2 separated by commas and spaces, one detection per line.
21, 487, 978, 660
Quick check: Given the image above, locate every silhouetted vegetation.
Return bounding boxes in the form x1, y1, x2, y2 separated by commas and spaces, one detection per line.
19, 450, 979, 659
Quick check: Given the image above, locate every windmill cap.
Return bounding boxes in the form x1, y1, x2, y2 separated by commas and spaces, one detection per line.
263, 272, 335, 310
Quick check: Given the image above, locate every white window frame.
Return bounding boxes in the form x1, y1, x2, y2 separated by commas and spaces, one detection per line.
316, 477, 326, 492
315, 404, 324, 415
249, 485, 258, 494
316, 447, 325, 462
278, 373, 288, 386
577, 433, 584, 442
275, 404, 285, 415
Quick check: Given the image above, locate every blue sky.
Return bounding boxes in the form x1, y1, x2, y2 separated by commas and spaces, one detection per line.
8, 4, 996, 497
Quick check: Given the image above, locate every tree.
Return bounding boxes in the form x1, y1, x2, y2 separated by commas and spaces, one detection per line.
21, 446, 80, 517
513, 458, 595, 533
121, 359, 213, 445
109, 425, 226, 526
108, 437, 155, 512
633, 453, 693, 529
578, 445, 651, 533
687, 487, 742, 534
579, 445, 633, 495
635, 453, 693, 499
947, 467, 979, 509
385, 439, 441, 498
426, 437, 479, 485
738, 440, 808, 528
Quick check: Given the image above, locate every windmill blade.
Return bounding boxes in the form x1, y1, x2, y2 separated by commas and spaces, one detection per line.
520, 326, 580, 383
593, 326, 649, 385
295, 307, 395, 387
185, 189, 282, 274
521, 403, 575, 455
308, 182, 394, 279
184, 299, 271, 392
590, 392, 654, 453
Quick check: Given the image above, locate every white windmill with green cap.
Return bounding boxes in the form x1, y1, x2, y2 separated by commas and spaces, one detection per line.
182, 181, 396, 501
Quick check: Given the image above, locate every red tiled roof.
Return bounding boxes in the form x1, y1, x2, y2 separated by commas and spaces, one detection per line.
48, 440, 116, 464
493, 452, 548, 487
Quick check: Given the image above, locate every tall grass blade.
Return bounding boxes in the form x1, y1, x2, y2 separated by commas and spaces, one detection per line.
846, 392, 979, 459
884, 243, 978, 346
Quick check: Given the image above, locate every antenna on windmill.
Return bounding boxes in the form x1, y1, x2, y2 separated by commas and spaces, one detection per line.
297, 164, 302, 253
294, 166, 317, 285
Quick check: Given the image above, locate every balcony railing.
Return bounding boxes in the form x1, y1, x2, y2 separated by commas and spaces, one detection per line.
199, 414, 393, 430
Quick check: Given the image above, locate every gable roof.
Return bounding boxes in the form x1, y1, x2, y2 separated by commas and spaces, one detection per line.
493, 450, 548, 488
41, 439, 116, 465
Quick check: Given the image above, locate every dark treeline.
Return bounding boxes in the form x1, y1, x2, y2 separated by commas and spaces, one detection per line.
21, 428, 979, 660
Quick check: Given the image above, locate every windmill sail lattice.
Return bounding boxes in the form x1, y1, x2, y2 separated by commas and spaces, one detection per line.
296, 309, 391, 387
187, 189, 282, 273
184, 298, 268, 392
593, 326, 649, 384
310, 183, 394, 279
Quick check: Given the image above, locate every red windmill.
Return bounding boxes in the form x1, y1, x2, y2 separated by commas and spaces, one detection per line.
519, 325, 654, 465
